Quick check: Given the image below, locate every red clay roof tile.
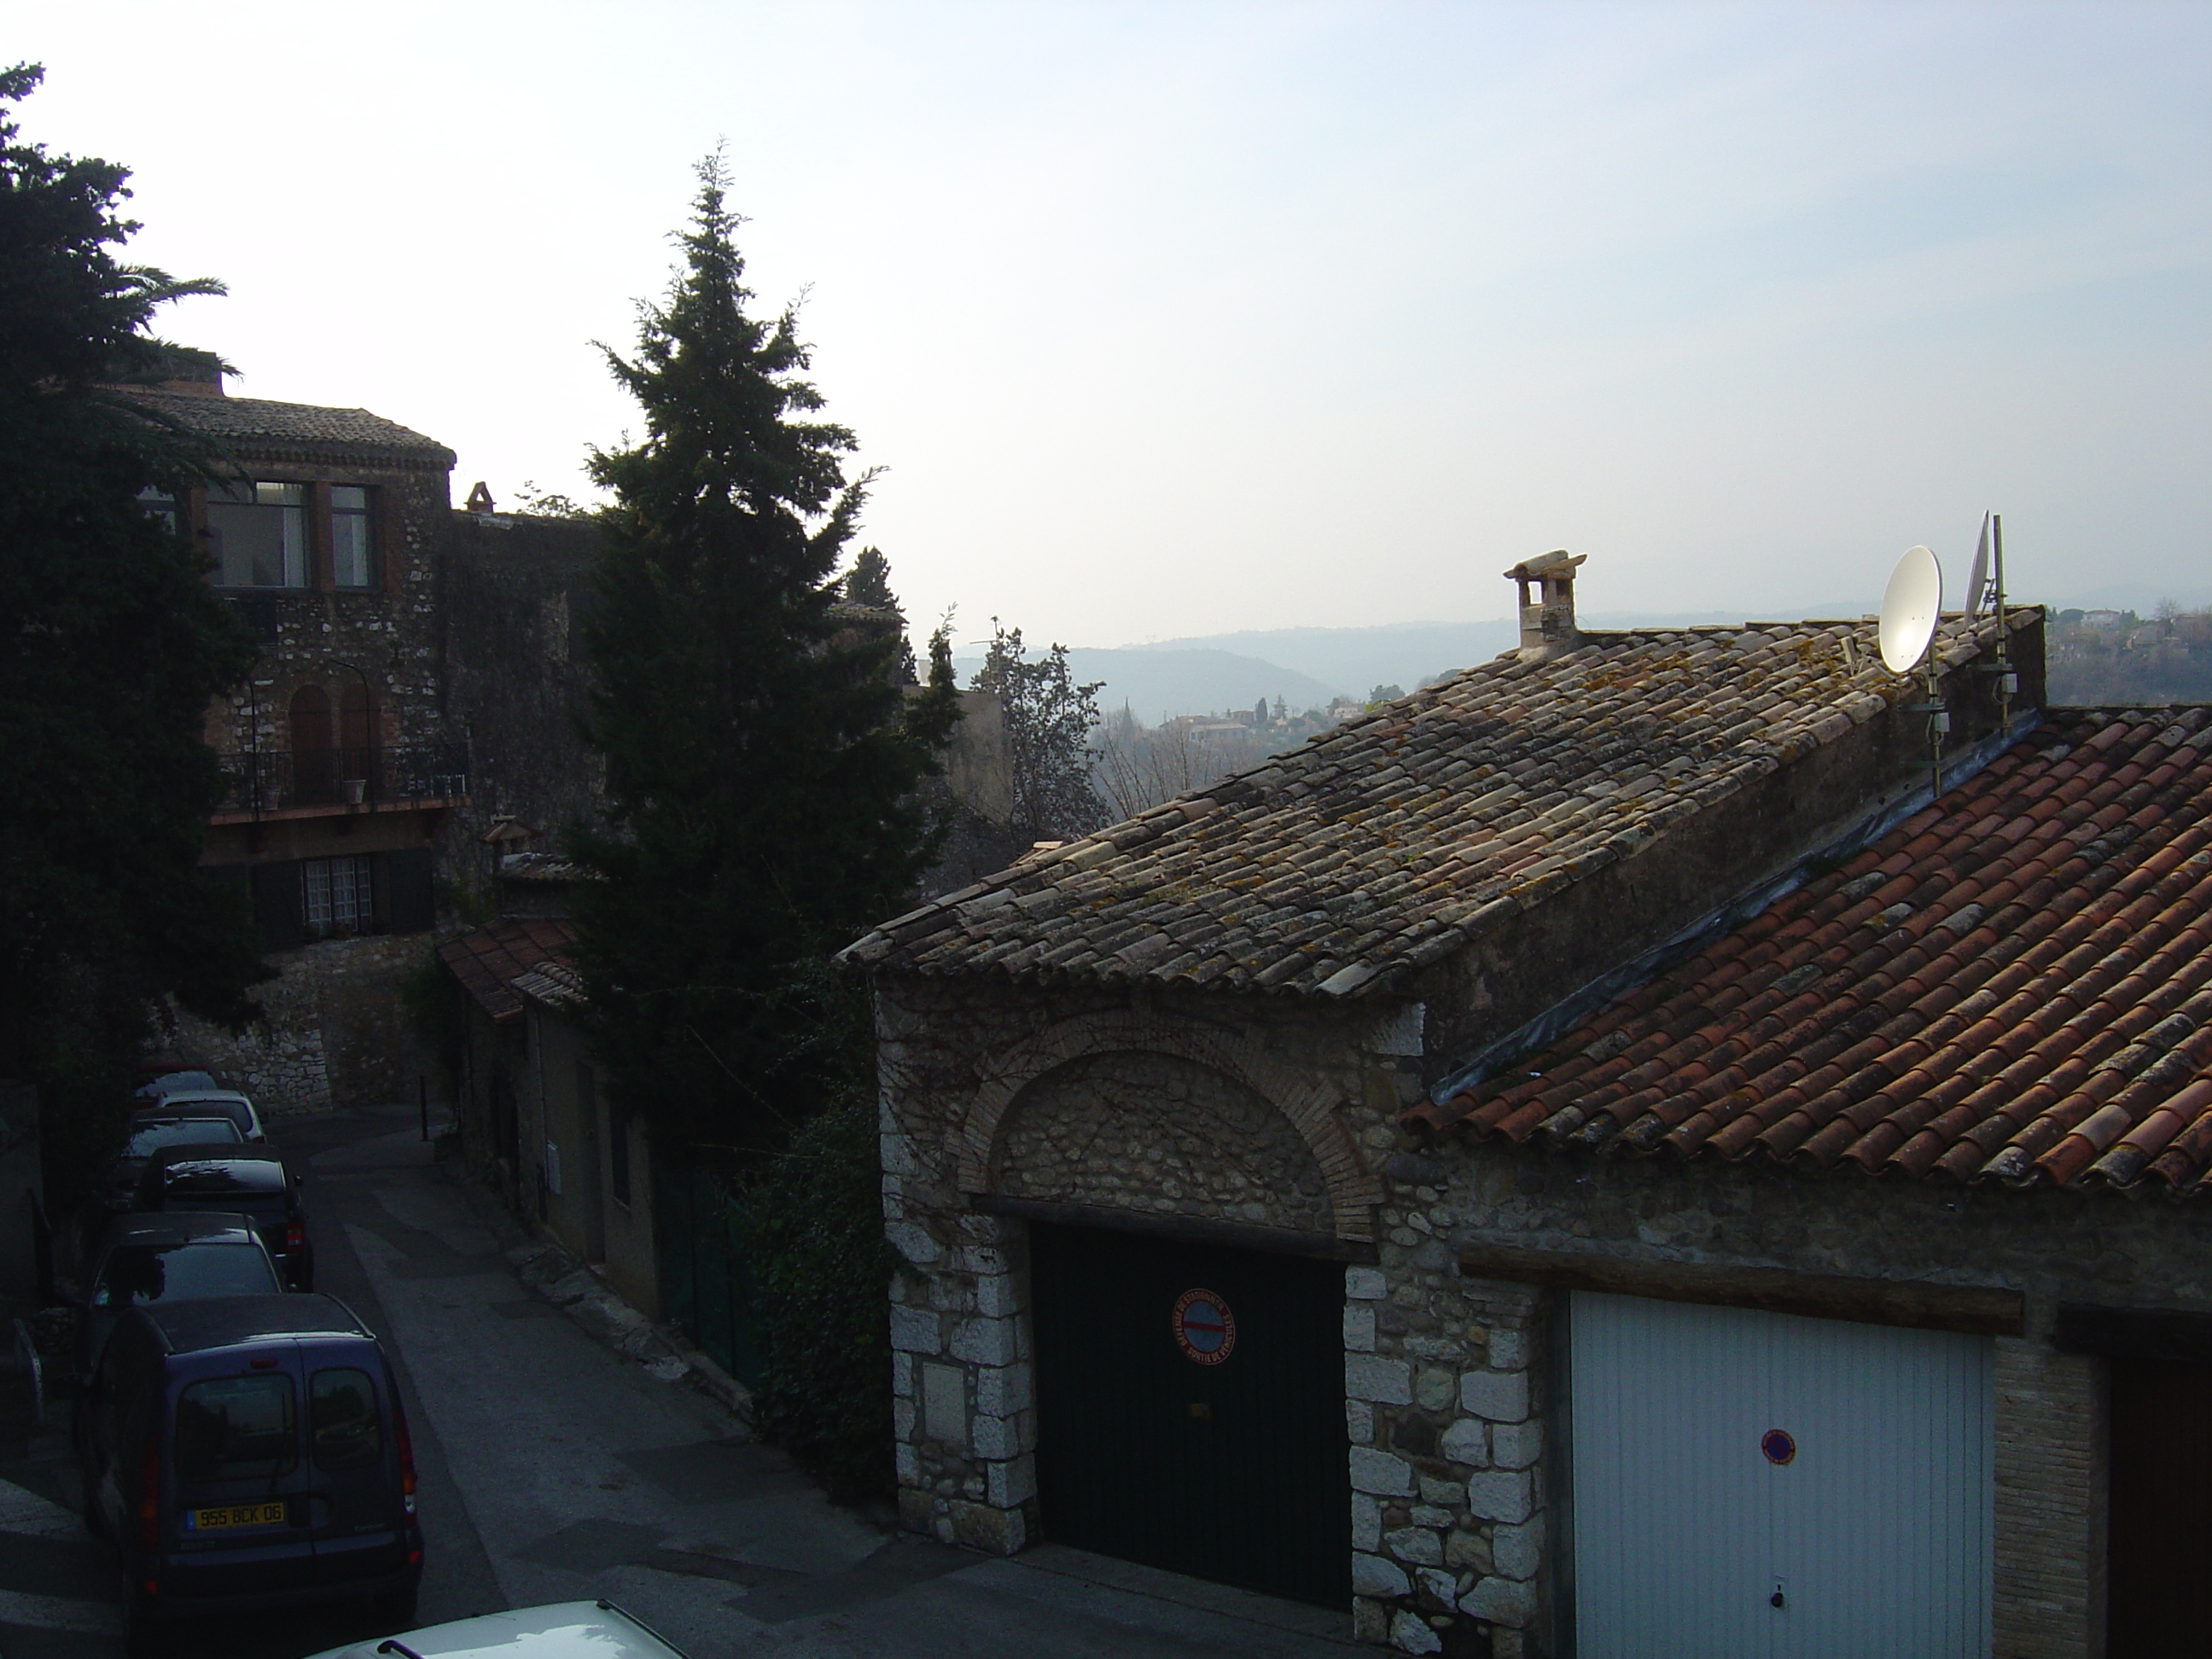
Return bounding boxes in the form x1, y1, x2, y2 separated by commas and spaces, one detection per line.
1413, 708, 2212, 1195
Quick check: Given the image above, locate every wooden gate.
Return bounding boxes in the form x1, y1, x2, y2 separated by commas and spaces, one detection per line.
1029, 1223, 1350, 1607
2109, 1355, 2212, 1656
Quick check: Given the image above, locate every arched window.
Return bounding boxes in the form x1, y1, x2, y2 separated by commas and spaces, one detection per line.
289, 686, 335, 804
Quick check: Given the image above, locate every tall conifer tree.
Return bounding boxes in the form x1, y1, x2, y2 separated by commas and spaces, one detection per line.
572, 159, 958, 1157
0, 65, 265, 1186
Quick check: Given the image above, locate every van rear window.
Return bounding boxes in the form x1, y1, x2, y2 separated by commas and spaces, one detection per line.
176, 1376, 296, 1482
311, 1369, 381, 1471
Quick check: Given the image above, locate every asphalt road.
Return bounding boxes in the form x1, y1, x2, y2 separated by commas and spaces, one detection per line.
0, 1102, 1359, 1658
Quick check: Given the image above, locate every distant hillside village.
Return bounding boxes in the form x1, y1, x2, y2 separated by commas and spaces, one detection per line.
2046, 604, 2212, 705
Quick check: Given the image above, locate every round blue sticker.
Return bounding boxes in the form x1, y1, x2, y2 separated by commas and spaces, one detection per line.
1761, 1429, 1797, 1466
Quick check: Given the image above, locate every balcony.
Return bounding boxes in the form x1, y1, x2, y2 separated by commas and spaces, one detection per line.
213, 745, 469, 819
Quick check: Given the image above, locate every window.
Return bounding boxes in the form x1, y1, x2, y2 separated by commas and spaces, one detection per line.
301, 855, 373, 935
309, 1369, 381, 1471
96, 1242, 278, 1307
137, 486, 179, 534
330, 486, 374, 588
208, 480, 306, 588
175, 1374, 296, 1483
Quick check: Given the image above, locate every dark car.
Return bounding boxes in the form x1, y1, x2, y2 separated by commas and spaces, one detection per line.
133, 1148, 312, 1290
106, 1117, 244, 1213
131, 1070, 217, 1103
138, 1090, 268, 1144
79, 1295, 421, 1648
72, 1214, 284, 1385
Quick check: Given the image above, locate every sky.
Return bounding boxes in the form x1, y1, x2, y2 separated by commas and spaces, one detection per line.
12, 1, 2209, 648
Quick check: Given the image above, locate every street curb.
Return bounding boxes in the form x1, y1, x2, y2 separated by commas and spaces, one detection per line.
504, 1236, 754, 1420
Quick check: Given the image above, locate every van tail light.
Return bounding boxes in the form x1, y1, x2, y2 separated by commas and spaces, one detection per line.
392, 1388, 417, 1516
137, 1428, 161, 1552
284, 1220, 305, 1252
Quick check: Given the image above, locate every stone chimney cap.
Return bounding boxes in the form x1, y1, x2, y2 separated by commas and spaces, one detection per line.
464, 481, 496, 515
1504, 549, 1586, 582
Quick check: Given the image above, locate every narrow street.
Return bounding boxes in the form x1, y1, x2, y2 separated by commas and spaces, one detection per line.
0, 1103, 1358, 1659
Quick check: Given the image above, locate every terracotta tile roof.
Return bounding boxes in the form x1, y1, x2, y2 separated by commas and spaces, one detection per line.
439, 917, 577, 1021
842, 611, 2036, 998
1406, 707, 2212, 1193
114, 388, 456, 468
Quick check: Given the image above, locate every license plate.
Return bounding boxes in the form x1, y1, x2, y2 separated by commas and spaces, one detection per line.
186, 1501, 288, 1531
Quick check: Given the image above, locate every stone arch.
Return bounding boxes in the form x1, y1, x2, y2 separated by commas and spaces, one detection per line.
959, 1012, 1380, 1241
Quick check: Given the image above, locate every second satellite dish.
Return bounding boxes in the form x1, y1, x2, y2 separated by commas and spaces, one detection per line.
1879, 544, 1942, 672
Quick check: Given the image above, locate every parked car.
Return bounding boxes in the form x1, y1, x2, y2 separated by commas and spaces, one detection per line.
71, 1214, 284, 1385
105, 1117, 243, 1213
302, 1600, 691, 1659
79, 1295, 421, 1650
132, 1148, 311, 1290
138, 1088, 268, 1144
131, 1071, 217, 1103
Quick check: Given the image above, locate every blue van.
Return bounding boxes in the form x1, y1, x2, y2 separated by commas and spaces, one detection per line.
79, 1295, 422, 1646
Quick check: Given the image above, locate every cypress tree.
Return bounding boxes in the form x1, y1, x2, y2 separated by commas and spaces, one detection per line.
571, 158, 958, 1158
0, 65, 265, 1190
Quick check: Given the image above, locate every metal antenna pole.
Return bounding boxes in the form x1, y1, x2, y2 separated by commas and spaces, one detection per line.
1993, 514, 2012, 736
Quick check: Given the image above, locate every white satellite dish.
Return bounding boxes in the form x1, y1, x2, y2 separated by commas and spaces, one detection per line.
1964, 514, 1991, 618
1878, 544, 1942, 672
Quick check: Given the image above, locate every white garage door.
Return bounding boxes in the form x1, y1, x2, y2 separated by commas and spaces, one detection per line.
1570, 1291, 1992, 1659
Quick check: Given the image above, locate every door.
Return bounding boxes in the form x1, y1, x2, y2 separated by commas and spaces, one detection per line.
2108, 1355, 2212, 1656
304, 1353, 409, 1586
1029, 1223, 1350, 1607
1569, 1292, 1991, 1659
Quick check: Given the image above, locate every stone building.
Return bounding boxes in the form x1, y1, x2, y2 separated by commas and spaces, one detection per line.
119, 361, 467, 1111
834, 554, 2180, 1655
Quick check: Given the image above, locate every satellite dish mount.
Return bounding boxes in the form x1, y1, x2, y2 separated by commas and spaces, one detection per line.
1879, 544, 1949, 798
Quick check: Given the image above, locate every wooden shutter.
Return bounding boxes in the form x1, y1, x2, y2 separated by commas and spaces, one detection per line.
382, 847, 436, 934
249, 862, 306, 951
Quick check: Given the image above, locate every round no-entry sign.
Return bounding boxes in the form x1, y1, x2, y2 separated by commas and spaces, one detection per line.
1173, 1289, 1236, 1365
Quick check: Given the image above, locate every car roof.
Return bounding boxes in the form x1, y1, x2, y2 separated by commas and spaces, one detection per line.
146, 1144, 286, 1170
300, 1601, 690, 1659
97, 1212, 260, 1249
134, 1295, 370, 1353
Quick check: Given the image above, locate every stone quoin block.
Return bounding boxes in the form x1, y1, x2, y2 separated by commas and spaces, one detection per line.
1490, 1418, 1543, 1470
1492, 1516, 1544, 1580
972, 1360, 1032, 1418
1459, 1368, 1529, 1423
949, 1315, 1020, 1368
1352, 1552, 1410, 1599
1349, 1447, 1418, 1497
986, 1453, 1036, 1509
974, 1272, 1018, 1318
1344, 1303, 1377, 1352
1460, 1575, 1538, 1626
888, 1307, 940, 1354
1464, 1468, 1534, 1525
1351, 1493, 1382, 1552
1347, 1354, 1414, 1405
969, 1412, 1021, 1461
1347, 1266, 1388, 1301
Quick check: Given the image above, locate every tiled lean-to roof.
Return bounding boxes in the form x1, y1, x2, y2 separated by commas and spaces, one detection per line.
844, 611, 2037, 998
440, 917, 577, 1022
1407, 708, 2212, 1193
115, 388, 456, 467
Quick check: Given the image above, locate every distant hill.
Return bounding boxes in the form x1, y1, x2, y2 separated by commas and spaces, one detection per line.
953, 646, 1341, 726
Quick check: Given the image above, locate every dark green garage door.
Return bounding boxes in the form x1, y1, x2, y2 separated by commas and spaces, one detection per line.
1030, 1223, 1351, 1607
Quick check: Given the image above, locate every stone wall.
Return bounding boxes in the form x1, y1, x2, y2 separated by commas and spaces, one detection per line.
995, 1050, 1332, 1234
168, 932, 435, 1115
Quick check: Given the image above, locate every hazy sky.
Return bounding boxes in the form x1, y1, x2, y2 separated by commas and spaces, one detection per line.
15, 2, 2208, 646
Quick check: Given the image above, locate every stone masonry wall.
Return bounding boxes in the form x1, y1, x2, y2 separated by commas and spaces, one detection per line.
876, 975, 1414, 1567
995, 1050, 1332, 1234
168, 933, 434, 1115
1994, 1339, 2105, 1659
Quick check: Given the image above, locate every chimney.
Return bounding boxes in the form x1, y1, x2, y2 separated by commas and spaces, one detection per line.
1505, 550, 1586, 661
464, 481, 497, 515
